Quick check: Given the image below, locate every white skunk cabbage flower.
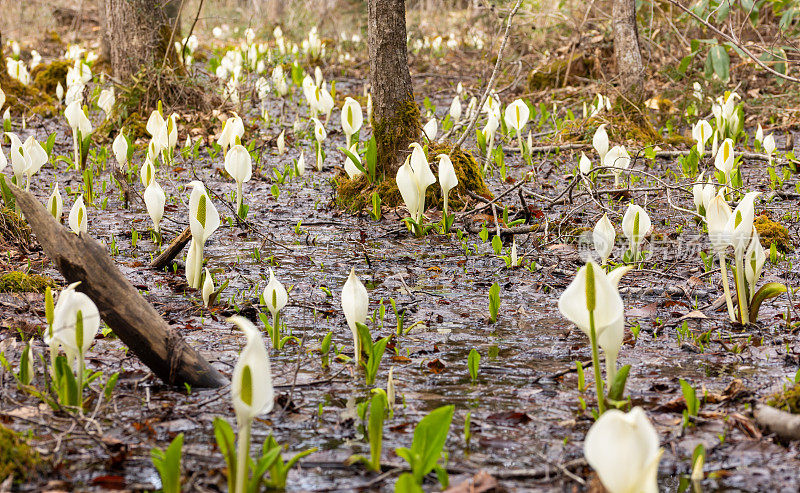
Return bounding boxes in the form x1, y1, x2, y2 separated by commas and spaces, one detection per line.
449, 96, 462, 122
68, 195, 88, 235
144, 179, 166, 234
186, 181, 220, 289
97, 88, 115, 119
584, 407, 662, 493
621, 203, 651, 260
437, 154, 458, 216
603, 145, 630, 187
263, 268, 288, 319
423, 117, 437, 142
344, 143, 362, 179
593, 213, 615, 265
579, 152, 592, 175
276, 130, 285, 155
692, 119, 712, 157
112, 132, 128, 169
340, 97, 363, 149
202, 268, 215, 307
217, 114, 244, 153
341, 267, 368, 365
47, 282, 100, 367
224, 143, 252, 213
396, 143, 436, 225
47, 182, 63, 221
592, 124, 609, 163
504, 99, 529, 134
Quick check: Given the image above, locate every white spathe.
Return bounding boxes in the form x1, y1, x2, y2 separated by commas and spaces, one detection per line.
68, 195, 88, 235
263, 268, 288, 317
229, 316, 274, 422
144, 180, 166, 234
584, 407, 662, 493
593, 213, 615, 265
341, 267, 368, 365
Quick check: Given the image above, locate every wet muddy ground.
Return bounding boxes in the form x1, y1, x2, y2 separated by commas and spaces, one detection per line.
2, 78, 800, 492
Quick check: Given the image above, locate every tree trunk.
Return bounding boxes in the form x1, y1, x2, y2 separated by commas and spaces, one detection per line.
104, 0, 181, 80
368, 0, 419, 178
612, 0, 645, 105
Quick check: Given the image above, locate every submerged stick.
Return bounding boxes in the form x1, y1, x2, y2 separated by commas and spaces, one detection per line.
10, 184, 227, 388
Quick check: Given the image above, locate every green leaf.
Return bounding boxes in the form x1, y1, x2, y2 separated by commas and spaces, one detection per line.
368, 389, 387, 471
680, 378, 698, 416
395, 472, 424, 493
749, 282, 787, 324
103, 372, 119, 400
607, 364, 630, 401
151, 433, 184, 493
213, 417, 237, 492
338, 146, 367, 175
709, 45, 730, 82
408, 405, 454, 482
366, 137, 377, 179
468, 349, 480, 382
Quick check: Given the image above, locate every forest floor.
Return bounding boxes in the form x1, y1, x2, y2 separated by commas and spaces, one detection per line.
2, 9, 800, 493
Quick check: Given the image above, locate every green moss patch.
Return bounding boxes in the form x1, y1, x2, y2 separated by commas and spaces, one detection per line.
0, 272, 54, 293
767, 383, 800, 414
31, 60, 71, 94
0, 424, 41, 483
755, 214, 793, 253
0, 70, 55, 116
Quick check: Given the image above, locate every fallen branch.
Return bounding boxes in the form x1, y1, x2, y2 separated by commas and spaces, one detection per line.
150, 225, 192, 270
10, 184, 227, 388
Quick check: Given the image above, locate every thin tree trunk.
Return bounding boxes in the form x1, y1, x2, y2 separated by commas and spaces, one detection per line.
612, 0, 645, 105
104, 0, 181, 80
368, 0, 418, 178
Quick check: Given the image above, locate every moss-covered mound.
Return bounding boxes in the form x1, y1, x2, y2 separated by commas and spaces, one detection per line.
0, 70, 56, 116
527, 53, 599, 91
336, 141, 491, 212
767, 383, 800, 414
0, 272, 54, 293
755, 214, 793, 253
31, 60, 71, 94
0, 424, 41, 483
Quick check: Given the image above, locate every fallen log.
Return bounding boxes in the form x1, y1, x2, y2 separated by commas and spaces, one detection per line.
10, 184, 227, 388
150, 226, 192, 270
753, 403, 800, 441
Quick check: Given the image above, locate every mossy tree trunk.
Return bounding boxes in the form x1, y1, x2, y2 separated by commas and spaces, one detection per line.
103, 0, 182, 80
368, 0, 418, 179
612, 0, 645, 106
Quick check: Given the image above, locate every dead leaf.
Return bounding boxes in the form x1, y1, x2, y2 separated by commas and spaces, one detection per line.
444, 470, 502, 493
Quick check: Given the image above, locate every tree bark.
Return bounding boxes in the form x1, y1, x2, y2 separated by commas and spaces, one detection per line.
103, 0, 181, 80
368, 0, 418, 178
9, 184, 227, 388
612, 0, 645, 105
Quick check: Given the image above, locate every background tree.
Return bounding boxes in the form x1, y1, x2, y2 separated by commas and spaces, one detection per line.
367, 0, 419, 178
103, 0, 182, 80
613, 0, 645, 106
